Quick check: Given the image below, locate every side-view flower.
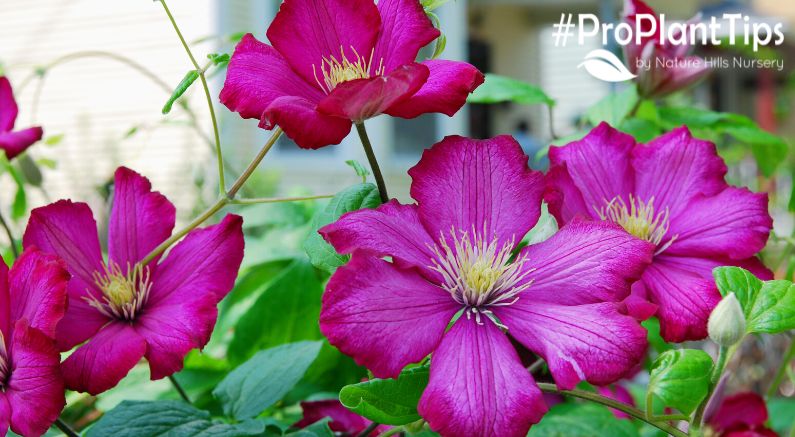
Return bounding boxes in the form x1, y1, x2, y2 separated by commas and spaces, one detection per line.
22, 167, 245, 395
0, 77, 43, 160
319, 135, 654, 437
545, 122, 773, 342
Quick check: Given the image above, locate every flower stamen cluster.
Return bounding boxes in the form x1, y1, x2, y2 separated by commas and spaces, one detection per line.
312, 46, 385, 94
86, 262, 152, 321
596, 194, 677, 254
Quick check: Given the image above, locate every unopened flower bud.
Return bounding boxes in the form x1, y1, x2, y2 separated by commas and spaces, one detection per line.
708, 293, 746, 347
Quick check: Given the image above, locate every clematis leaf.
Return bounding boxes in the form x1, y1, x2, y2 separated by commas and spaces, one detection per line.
527, 403, 639, 437
284, 418, 334, 437
648, 349, 713, 415
162, 70, 199, 114
339, 365, 429, 425
345, 159, 370, 183
214, 341, 323, 420
521, 202, 557, 247
85, 400, 265, 437
303, 183, 381, 273
468, 74, 554, 106
723, 125, 788, 177
713, 266, 795, 334
421, 0, 450, 12
585, 86, 638, 127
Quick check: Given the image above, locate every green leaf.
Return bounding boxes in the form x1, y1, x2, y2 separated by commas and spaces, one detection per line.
585, 87, 638, 127
303, 183, 381, 273
162, 70, 199, 114
467, 74, 554, 106
208, 53, 230, 67
723, 125, 788, 176
713, 266, 795, 334
285, 418, 335, 437
527, 403, 639, 437
345, 159, 370, 183
648, 349, 713, 415
214, 341, 323, 420
0, 157, 26, 220
656, 107, 748, 130
767, 397, 795, 435
86, 400, 265, 437
522, 202, 557, 246
339, 366, 429, 426
17, 155, 42, 187
619, 118, 661, 143
421, 0, 451, 12
43, 133, 64, 146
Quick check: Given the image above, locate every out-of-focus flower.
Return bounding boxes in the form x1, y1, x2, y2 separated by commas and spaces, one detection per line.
319, 135, 653, 437
220, 0, 483, 149
0, 77, 43, 160
704, 392, 778, 437
294, 400, 391, 436
0, 248, 69, 436
708, 293, 746, 347
623, 0, 711, 98
23, 167, 245, 395
597, 383, 636, 419
545, 122, 772, 343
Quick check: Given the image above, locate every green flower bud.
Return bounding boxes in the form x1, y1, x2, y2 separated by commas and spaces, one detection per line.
708, 293, 746, 347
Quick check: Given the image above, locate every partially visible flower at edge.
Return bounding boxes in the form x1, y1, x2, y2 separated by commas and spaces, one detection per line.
704, 392, 778, 437
294, 399, 391, 436
0, 76, 44, 160
318, 135, 654, 437
0, 248, 70, 436
22, 167, 245, 395
220, 0, 484, 149
597, 383, 636, 420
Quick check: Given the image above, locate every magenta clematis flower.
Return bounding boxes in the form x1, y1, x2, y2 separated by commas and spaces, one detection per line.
318, 135, 654, 437
22, 167, 245, 395
294, 400, 391, 436
0, 248, 69, 437
220, 0, 484, 149
704, 392, 777, 437
545, 122, 773, 343
597, 383, 636, 419
623, 0, 711, 98
0, 77, 44, 160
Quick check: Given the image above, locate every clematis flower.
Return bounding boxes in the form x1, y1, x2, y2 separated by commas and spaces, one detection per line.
597, 383, 636, 420
545, 122, 772, 343
704, 392, 777, 437
0, 77, 44, 160
22, 167, 245, 395
0, 248, 70, 437
623, 0, 711, 98
294, 400, 391, 436
220, 0, 484, 149
318, 135, 654, 437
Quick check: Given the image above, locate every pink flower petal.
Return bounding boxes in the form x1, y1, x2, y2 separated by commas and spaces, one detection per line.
0, 77, 18, 132
320, 255, 459, 378
0, 127, 43, 160
54, 292, 110, 351
0, 263, 8, 336
262, 95, 352, 149
4, 321, 65, 437
519, 219, 653, 305
622, 0, 659, 72
544, 163, 592, 224
7, 248, 69, 338
666, 187, 771, 260
385, 60, 484, 119
597, 384, 636, 419
319, 200, 441, 281
220, 33, 324, 121
266, 0, 380, 87
108, 167, 176, 268
496, 301, 648, 390
61, 322, 146, 395
409, 135, 543, 250
710, 392, 769, 432
418, 317, 547, 437
295, 400, 375, 435
0, 395, 9, 437
317, 63, 429, 122
373, 0, 440, 73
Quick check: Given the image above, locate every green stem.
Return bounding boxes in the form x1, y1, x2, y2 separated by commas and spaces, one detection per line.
767, 338, 795, 398
377, 426, 405, 437
231, 194, 333, 205
536, 383, 688, 437
547, 104, 558, 140
169, 375, 191, 404
691, 346, 730, 432
355, 422, 380, 437
0, 208, 18, 260
354, 122, 389, 203
54, 417, 79, 437
159, 0, 226, 194
627, 96, 644, 119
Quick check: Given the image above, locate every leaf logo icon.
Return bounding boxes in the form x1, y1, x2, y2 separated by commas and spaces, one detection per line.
578, 49, 636, 82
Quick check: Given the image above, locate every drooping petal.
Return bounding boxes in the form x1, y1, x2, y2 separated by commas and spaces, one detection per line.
547, 122, 636, 213
0, 127, 43, 160
295, 400, 382, 435
0, 77, 18, 132
496, 301, 648, 390
61, 322, 146, 395
386, 60, 484, 119
267, 0, 380, 87
632, 127, 728, 217
544, 163, 593, 224
5, 321, 65, 437
409, 135, 544, 250
220, 34, 324, 121
418, 317, 547, 437
317, 63, 429, 122
710, 393, 769, 432
319, 200, 440, 281
518, 219, 654, 305
373, 0, 440, 73
134, 294, 218, 380
7, 248, 69, 338
320, 255, 459, 378
262, 95, 352, 149
108, 167, 176, 268
666, 187, 771, 260
147, 214, 244, 307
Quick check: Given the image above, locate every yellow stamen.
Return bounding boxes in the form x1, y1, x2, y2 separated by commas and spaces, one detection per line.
86, 262, 152, 321
595, 194, 677, 253
312, 46, 384, 94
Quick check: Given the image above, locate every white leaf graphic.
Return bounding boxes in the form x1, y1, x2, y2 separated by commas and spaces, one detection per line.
577, 49, 636, 82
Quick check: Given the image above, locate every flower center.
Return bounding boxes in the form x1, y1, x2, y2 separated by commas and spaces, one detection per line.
595, 194, 677, 254
86, 262, 152, 321
312, 46, 384, 94
0, 331, 9, 391
428, 227, 534, 325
